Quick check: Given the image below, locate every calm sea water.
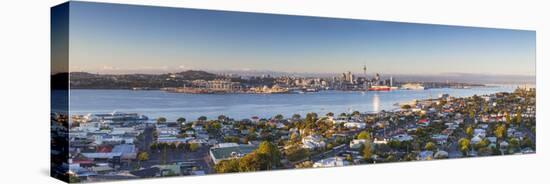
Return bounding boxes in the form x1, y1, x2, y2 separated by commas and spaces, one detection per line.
69, 86, 515, 121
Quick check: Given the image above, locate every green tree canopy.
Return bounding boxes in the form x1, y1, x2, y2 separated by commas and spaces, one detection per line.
157, 117, 167, 124
274, 114, 284, 120
177, 117, 186, 124
256, 141, 281, 169
494, 124, 507, 140
198, 116, 207, 121
466, 126, 474, 138
362, 142, 374, 161
357, 131, 371, 140
189, 143, 200, 152
424, 142, 436, 151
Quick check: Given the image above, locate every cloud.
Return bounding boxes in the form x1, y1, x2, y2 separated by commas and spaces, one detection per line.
101, 65, 118, 71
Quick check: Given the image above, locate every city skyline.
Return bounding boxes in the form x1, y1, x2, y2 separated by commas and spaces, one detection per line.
65, 2, 535, 76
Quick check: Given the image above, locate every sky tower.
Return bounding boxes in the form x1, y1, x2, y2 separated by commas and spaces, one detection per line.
363, 64, 368, 89
363, 64, 367, 77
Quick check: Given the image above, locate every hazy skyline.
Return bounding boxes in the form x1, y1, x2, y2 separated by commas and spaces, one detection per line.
65, 2, 535, 76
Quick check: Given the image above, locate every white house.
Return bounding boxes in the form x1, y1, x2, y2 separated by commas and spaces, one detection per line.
313, 157, 350, 168
302, 135, 326, 150
373, 138, 388, 144
344, 122, 366, 129
392, 134, 414, 142
350, 139, 366, 149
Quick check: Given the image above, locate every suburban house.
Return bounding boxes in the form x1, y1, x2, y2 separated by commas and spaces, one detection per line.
302, 135, 326, 150
313, 157, 350, 168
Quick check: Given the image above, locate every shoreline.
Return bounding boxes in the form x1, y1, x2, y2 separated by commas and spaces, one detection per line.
70, 89, 516, 122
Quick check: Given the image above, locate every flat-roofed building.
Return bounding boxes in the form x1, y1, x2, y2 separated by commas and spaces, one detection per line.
209, 143, 257, 164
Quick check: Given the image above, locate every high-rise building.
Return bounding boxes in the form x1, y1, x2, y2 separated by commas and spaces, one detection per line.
347, 71, 354, 84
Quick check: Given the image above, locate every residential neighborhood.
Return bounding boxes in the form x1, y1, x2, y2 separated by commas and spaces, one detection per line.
56, 87, 536, 182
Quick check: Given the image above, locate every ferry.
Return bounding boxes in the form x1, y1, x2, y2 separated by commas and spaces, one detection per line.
401, 83, 425, 90
368, 85, 392, 91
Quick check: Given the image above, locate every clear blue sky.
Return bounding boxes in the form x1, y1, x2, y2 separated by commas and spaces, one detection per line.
66, 1, 536, 76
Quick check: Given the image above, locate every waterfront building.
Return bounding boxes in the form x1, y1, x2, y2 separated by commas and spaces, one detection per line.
207, 79, 241, 92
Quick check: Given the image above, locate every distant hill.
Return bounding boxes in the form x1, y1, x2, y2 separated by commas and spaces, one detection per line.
51, 73, 69, 89
68, 70, 222, 89
171, 70, 218, 80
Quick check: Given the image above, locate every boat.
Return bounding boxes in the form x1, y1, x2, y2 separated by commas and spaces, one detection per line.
368, 85, 392, 91
401, 83, 425, 90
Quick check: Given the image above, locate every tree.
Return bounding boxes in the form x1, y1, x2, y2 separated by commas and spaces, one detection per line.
505, 112, 512, 125
388, 140, 402, 150
339, 112, 348, 118
424, 142, 436, 151
305, 113, 317, 130
465, 126, 474, 138
137, 152, 149, 168
177, 117, 186, 125
362, 142, 374, 161
513, 110, 522, 126
292, 114, 301, 120
508, 138, 520, 153
150, 142, 158, 151
478, 147, 492, 156
215, 159, 240, 173
521, 136, 533, 149
256, 141, 281, 169
189, 143, 200, 152
357, 131, 371, 140
401, 104, 412, 110
177, 143, 186, 150
494, 124, 507, 140
274, 114, 284, 121
238, 152, 264, 172
326, 112, 334, 117
458, 138, 470, 156
69, 175, 81, 183
157, 117, 167, 124
218, 115, 227, 122
198, 116, 207, 121
170, 143, 177, 150
474, 139, 489, 150
285, 145, 309, 162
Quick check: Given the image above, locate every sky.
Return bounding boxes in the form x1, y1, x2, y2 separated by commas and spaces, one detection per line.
63, 1, 536, 77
